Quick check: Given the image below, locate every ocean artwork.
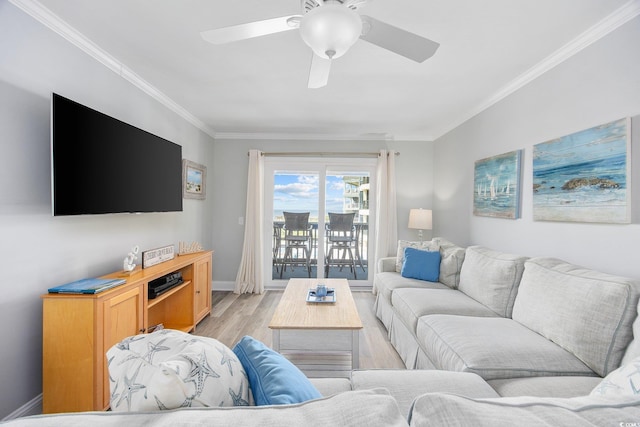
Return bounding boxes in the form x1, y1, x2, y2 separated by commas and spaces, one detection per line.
532, 118, 631, 223
473, 150, 522, 219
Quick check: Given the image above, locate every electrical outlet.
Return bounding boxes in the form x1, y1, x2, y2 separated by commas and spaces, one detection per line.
238, 216, 244, 225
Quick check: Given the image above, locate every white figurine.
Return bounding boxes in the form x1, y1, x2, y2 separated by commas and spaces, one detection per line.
123, 245, 140, 272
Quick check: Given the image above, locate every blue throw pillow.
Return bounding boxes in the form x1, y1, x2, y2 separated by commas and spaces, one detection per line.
401, 247, 441, 282
232, 335, 322, 406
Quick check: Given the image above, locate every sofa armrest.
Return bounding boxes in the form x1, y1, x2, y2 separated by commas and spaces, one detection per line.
377, 257, 397, 273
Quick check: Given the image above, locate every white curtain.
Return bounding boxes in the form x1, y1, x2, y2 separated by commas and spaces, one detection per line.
235, 149, 265, 294
373, 149, 397, 293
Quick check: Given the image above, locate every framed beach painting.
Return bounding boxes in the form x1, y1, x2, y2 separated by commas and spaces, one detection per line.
473, 150, 523, 219
182, 159, 207, 200
532, 118, 631, 223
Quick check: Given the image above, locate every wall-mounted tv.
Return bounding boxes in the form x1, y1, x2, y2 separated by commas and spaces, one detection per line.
51, 93, 183, 216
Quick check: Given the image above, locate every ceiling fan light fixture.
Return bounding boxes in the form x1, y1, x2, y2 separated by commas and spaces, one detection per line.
299, 3, 363, 60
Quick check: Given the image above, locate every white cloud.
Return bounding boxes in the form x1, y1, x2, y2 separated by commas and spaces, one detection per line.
274, 183, 317, 199
274, 175, 320, 199
328, 180, 345, 191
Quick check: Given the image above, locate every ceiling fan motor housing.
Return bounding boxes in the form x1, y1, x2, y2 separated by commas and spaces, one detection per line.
299, 2, 363, 59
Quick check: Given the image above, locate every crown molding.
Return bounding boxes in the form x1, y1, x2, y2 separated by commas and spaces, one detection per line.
213, 132, 395, 141
431, 0, 640, 140
8, 0, 217, 139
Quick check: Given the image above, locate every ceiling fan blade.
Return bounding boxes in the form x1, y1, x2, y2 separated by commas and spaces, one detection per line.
308, 53, 331, 89
200, 15, 301, 45
359, 15, 440, 63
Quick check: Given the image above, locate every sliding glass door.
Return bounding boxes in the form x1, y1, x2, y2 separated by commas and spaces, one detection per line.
264, 157, 376, 287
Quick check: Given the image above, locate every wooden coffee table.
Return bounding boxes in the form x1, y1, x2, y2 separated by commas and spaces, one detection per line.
269, 278, 363, 377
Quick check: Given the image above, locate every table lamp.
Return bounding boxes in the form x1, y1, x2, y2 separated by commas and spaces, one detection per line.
408, 209, 432, 242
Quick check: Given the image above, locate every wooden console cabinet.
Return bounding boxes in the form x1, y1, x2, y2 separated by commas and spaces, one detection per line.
41, 250, 213, 414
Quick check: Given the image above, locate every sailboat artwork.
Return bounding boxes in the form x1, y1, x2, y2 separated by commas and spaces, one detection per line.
473, 150, 523, 219
532, 118, 631, 223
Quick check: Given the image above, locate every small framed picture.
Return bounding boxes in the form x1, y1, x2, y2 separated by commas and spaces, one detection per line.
182, 159, 206, 200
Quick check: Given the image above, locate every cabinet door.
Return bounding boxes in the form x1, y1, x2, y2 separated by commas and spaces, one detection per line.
194, 258, 212, 324
100, 285, 144, 409
42, 298, 95, 413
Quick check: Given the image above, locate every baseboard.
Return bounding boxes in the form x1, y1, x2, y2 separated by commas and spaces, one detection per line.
212, 281, 235, 291
2, 394, 42, 421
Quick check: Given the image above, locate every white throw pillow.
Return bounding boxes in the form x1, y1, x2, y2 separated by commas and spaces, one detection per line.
107, 329, 250, 411
395, 240, 439, 273
591, 356, 640, 396
432, 238, 466, 289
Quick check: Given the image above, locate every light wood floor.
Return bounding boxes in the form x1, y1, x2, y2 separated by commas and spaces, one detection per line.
194, 290, 405, 370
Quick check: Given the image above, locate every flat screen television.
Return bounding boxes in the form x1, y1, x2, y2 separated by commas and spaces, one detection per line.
51, 93, 183, 216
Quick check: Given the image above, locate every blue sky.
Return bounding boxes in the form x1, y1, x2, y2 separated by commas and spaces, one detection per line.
273, 173, 347, 217
186, 168, 202, 185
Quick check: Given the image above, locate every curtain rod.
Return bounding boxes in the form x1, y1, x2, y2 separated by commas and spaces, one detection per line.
249, 151, 399, 157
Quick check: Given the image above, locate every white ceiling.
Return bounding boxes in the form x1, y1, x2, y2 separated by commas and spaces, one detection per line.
16, 0, 637, 141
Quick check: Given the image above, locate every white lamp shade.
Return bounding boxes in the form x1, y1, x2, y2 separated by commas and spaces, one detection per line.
299, 3, 362, 59
408, 209, 432, 230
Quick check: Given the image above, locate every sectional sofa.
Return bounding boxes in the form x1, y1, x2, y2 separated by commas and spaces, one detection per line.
5, 362, 640, 426
6, 239, 640, 426
374, 237, 640, 397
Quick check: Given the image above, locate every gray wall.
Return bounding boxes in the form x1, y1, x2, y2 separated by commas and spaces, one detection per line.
0, 4, 214, 418
433, 16, 640, 279
210, 139, 433, 286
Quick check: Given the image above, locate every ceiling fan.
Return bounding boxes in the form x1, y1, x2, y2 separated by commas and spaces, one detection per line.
200, 0, 440, 88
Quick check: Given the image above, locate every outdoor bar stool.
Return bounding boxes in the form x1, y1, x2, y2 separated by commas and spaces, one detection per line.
324, 212, 358, 279
279, 211, 312, 278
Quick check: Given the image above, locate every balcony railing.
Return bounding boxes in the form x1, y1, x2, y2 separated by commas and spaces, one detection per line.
272, 222, 369, 280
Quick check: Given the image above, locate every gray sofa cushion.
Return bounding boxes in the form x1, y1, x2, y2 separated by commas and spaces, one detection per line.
352, 370, 499, 419
392, 288, 498, 333
416, 315, 596, 380
309, 378, 352, 396
408, 393, 640, 427
375, 272, 449, 304
458, 246, 527, 317
512, 257, 640, 377
432, 238, 466, 289
488, 376, 602, 398
6, 389, 408, 427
